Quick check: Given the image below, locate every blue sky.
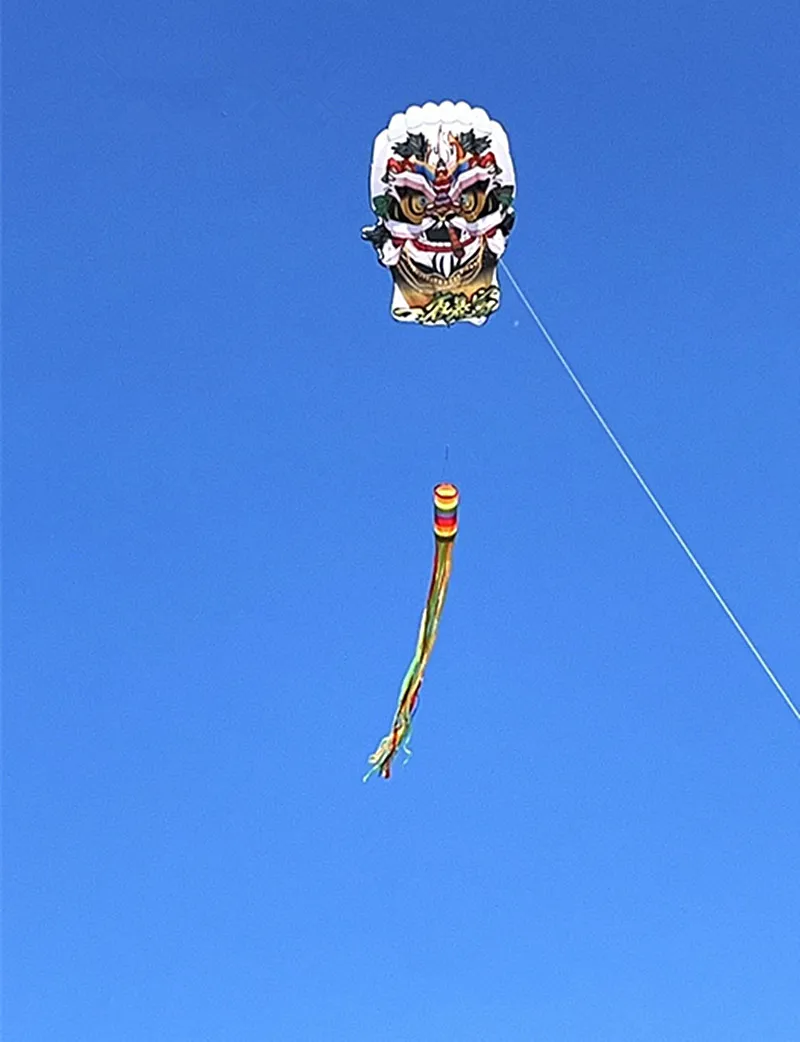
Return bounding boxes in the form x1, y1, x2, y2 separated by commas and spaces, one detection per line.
5, 2, 799, 1039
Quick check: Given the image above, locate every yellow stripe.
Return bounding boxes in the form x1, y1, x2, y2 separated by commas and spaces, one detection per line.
433, 482, 459, 511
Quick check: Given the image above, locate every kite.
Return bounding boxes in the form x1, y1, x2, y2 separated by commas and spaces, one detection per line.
362, 100, 516, 327
364, 483, 459, 781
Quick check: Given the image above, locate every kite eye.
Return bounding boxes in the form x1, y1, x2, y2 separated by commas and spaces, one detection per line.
398, 190, 428, 223
459, 185, 487, 222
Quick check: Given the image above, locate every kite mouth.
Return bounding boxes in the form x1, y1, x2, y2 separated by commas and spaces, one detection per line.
401, 236, 484, 285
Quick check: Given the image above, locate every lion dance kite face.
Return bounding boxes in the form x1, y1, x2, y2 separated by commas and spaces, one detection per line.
362, 100, 516, 327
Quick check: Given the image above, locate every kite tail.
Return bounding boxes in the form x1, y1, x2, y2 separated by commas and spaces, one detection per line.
364, 484, 459, 781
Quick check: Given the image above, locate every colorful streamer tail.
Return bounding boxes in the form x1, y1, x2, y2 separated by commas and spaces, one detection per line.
364, 483, 459, 781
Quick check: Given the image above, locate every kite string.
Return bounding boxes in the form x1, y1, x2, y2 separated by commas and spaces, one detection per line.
500, 259, 800, 724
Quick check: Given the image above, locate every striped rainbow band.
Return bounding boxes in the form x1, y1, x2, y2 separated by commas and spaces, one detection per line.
433, 482, 459, 540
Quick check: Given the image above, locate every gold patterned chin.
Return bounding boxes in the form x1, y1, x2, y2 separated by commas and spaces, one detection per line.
392, 285, 500, 326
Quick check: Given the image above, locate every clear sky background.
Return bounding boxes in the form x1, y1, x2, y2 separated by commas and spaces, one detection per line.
5, 2, 800, 1040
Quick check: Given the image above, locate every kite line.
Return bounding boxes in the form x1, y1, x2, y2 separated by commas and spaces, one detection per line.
500, 259, 800, 725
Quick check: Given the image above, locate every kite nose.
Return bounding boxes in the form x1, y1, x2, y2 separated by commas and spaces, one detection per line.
425, 224, 451, 243
425, 221, 466, 260
425, 218, 465, 258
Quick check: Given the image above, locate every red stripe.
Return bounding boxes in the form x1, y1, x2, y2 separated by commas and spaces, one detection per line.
390, 235, 477, 253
